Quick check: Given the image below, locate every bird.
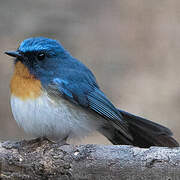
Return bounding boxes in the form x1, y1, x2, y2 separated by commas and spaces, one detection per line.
5, 37, 179, 148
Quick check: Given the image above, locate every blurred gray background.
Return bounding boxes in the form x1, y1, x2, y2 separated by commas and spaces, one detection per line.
0, 0, 180, 144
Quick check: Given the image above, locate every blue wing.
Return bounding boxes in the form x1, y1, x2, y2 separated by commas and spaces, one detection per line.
45, 69, 132, 140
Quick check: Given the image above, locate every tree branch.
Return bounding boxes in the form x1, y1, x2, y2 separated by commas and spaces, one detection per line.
0, 139, 180, 179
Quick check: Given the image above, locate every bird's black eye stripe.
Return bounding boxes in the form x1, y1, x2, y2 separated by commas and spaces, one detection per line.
37, 52, 45, 61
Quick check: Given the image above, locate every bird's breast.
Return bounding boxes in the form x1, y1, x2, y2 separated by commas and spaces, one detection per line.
10, 92, 102, 141
10, 61, 42, 100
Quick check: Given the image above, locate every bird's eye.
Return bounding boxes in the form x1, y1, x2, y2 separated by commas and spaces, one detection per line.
37, 52, 45, 61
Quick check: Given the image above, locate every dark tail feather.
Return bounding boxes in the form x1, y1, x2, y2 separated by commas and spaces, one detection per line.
99, 110, 179, 148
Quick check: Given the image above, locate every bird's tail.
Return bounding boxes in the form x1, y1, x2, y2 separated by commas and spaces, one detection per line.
99, 110, 179, 148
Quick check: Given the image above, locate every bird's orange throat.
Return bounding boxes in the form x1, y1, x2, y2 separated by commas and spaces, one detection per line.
10, 61, 42, 100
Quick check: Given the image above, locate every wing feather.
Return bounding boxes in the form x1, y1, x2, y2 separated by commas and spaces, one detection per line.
45, 76, 132, 141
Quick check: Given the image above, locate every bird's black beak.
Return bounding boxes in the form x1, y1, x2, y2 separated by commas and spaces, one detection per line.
5, 51, 24, 60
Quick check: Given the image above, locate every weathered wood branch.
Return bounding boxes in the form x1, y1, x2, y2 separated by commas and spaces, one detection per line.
0, 139, 180, 180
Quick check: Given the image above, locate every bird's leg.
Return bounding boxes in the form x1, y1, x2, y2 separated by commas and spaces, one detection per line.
28, 136, 69, 146
28, 137, 54, 144
56, 135, 69, 146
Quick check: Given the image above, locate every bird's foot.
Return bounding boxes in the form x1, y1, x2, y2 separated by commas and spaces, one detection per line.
28, 136, 69, 146
56, 136, 69, 146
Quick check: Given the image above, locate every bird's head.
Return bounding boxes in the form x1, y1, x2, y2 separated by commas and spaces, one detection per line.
5, 37, 70, 80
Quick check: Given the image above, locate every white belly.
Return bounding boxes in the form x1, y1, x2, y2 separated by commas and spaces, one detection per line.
10, 94, 101, 141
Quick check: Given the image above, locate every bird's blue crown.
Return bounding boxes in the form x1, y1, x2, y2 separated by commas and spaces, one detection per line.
18, 37, 68, 55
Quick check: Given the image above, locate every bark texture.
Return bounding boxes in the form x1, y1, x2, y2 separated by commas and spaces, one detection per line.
0, 139, 180, 180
